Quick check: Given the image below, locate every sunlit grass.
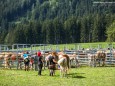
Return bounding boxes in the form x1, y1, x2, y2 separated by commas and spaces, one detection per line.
13, 42, 115, 51
0, 67, 115, 86
11, 42, 115, 51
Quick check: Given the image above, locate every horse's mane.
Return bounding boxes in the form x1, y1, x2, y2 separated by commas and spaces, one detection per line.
52, 52, 58, 61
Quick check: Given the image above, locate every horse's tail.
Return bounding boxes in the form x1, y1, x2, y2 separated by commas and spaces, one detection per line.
63, 54, 70, 69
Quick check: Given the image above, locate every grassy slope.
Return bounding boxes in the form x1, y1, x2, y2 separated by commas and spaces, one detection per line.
0, 67, 115, 86
13, 42, 115, 52
24, 42, 115, 51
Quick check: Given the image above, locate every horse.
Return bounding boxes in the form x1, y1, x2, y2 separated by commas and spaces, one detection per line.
3, 52, 20, 69
88, 53, 96, 67
96, 51, 106, 66
58, 54, 70, 77
68, 53, 79, 68
0, 52, 5, 60
3, 52, 13, 69
0, 52, 5, 67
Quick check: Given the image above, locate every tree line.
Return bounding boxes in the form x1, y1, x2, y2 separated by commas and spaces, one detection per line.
0, 0, 115, 44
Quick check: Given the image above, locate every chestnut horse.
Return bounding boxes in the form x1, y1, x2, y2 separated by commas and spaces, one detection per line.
96, 51, 106, 66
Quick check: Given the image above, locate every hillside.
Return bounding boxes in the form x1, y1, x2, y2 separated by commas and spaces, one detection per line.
0, 0, 115, 44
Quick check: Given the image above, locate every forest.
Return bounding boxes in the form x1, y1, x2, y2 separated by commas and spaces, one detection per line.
0, 0, 115, 44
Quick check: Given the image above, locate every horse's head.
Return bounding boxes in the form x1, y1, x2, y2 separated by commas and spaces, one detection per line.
51, 52, 59, 61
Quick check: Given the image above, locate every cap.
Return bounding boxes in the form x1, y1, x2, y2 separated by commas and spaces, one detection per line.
37, 52, 41, 56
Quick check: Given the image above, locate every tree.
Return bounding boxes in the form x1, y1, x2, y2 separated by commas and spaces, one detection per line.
42, 19, 54, 44
106, 21, 115, 43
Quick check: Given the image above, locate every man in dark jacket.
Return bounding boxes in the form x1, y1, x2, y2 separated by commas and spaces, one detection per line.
37, 52, 43, 75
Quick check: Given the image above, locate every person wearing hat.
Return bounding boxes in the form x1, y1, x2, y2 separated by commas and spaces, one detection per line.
37, 52, 43, 76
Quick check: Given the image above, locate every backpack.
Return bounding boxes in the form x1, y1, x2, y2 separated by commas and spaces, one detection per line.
24, 58, 29, 63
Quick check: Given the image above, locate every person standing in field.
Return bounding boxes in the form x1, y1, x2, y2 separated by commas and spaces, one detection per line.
48, 52, 57, 76
23, 51, 30, 71
37, 52, 43, 76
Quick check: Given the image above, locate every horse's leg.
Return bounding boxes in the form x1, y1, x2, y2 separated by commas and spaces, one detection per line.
10, 60, 13, 69
60, 66, 63, 77
76, 58, 80, 67
65, 68, 68, 78
93, 59, 96, 67
17, 61, 19, 70
9, 61, 12, 69
47, 61, 49, 69
102, 59, 105, 67
7, 60, 11, 69
60, 69, 63, 78
20, 62, 23, 70
6, 61, 9, 69
70, 60, 71, 68
64, 67, 68, 77
62, 67, 65, 77
98, 59, 100, 66
63, 68, 66, 77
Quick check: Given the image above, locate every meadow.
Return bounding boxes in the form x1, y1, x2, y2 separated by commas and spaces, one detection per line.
0, 67, 115, 86
18, 42, 115, 51
1, 42, 115, 86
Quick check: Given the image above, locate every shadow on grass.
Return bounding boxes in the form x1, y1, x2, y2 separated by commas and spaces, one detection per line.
52, 73, 86, 79
72, 75, 86, 78
67, 73, 86, 79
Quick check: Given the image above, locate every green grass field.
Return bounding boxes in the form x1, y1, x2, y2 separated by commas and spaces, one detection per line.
16, 42, 115, 51
0, 67, 115, 86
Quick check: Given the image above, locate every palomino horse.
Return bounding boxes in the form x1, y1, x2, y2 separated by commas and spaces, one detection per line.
0, 52, 12, 68
4, 52, 12, 69
0, 52, 5, 67
5, 52, 19, 69
58, 54, 70, 77
88, 53, 96, 67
